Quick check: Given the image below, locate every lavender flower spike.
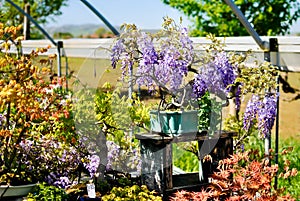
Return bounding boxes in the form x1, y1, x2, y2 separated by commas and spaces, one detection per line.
258, 93, 278, 138
243, 94, 261, 132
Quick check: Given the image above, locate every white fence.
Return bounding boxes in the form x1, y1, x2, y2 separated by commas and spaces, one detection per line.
7, 36, 300, 72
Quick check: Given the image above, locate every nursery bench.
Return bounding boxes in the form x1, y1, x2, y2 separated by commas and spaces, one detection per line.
135, 131, 236, 200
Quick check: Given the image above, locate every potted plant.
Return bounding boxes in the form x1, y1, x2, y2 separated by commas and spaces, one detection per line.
0, 23, 90, 199
110, 17, 237, 136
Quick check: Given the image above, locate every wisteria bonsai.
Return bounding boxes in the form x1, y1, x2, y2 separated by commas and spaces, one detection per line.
110, 17, 278, 138
111, 17, 200, 111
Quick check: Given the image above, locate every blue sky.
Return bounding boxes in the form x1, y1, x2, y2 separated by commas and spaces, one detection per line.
47, 0, 191, 29
47, 0, 300, 33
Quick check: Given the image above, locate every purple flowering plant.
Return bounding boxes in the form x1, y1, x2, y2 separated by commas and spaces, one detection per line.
243, 93, 278, 138
111, 17, 239, 112
111, 17, 279, 139
111, 17, 199, 110
18, 136, 88, 189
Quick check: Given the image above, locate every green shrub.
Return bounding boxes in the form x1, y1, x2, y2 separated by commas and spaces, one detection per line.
173, 143, 199, 172
277, 137, 300, 200
27, 182, 68, 201
101, 184, 162, 201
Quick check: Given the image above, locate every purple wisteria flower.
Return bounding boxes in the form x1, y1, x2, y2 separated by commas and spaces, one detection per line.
136, 32, 158, 90
111, 39, 125, 69
106, 141, 120, 170
193, 73, 208, 98
243, 93, 277, 138
214, 52, 236, 91
243, 94, 262, 132
0, 113, 4, 127
83, 155, 100, 178
235, 84, 242, 111
19, 137, 85, 188
192, 51, 236, 99
128, 148, 142, 175
257, 93, 278, 138
110, 22, 194, 94
54, 176, 71, 189
106, 140, 141, 174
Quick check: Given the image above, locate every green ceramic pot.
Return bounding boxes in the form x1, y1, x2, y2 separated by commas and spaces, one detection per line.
150, 110, 198, 135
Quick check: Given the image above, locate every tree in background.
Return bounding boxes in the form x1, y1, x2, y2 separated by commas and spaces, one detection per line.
0, 0, 68, 38
95, 27, 114, 38
53, 32, 74, 39
162, 0, 300, 36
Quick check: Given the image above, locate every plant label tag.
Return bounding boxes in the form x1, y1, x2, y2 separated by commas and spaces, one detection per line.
87, 183, 96, 198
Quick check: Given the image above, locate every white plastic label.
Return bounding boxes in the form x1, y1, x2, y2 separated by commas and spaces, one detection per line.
86, 183, 96, 198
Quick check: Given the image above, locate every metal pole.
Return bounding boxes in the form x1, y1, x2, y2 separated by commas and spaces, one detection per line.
224, 0, 269, 51
57, 41, 63, 78
269, 38, 279, 189
274, 72, 280, 189
264, 48, 271, 159
62, 48, 69, 90
80, 0, 120, 36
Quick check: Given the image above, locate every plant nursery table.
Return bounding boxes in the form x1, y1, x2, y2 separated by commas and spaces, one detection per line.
135, 130, 236, 200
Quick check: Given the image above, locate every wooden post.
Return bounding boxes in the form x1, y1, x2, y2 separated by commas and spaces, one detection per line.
23, 3, 30, 40
164, 143, 173, 190
139, 139, 166, 194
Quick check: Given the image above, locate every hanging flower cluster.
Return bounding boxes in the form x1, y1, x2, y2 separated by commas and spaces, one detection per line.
106, 140, 141, 174
83, 155, 101, 178
243, 93, 278, 138
192, 51, 236, 99
111, 18, 194, 94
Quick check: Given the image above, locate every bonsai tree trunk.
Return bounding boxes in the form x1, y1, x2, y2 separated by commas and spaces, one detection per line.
228, 98, 238, 118
96, 129, 108, 181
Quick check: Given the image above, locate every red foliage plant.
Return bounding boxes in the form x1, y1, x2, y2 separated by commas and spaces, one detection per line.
170, 149, 298, 201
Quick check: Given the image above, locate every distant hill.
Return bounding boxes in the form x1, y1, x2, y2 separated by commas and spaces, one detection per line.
44, 24, 159, 38
44, 23, 111, 38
